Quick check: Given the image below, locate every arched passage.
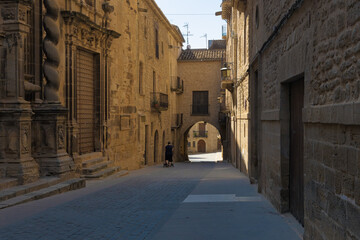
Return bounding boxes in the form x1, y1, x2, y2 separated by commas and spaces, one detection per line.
182, 121, 223, 163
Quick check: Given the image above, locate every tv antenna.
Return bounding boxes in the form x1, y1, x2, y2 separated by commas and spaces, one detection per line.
201, 33, 208, 48
183, 23, 193, 48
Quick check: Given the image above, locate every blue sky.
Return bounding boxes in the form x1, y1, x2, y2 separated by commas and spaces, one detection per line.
155, 0, 225, 49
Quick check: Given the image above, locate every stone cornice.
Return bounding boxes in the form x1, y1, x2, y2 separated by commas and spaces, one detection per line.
0, 0, 33, 5
143, 0, 184, 44
61, 10, 120, 39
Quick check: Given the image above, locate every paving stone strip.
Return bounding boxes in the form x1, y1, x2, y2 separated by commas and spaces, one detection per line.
0, 164, 211, 240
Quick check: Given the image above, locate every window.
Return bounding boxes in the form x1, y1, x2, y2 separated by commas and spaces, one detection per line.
255, 6, 259, 29
144, 16, 148, 38
193, 141, 195, 147
188, 142, 191, 147
155, 28, 159, 59
192, 91, 209, 115
153, 71, 156, 92
139, 62, 144, 95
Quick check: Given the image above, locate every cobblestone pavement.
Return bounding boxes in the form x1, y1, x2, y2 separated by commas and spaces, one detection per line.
0, 156, 302, 240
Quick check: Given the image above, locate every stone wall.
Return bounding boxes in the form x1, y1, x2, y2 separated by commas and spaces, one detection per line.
224, 0, 360, 238
177, 58, 224, 161
0, 0, 183, 182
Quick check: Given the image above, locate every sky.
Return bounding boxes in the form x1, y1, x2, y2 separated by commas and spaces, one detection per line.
155, 0, 226, 49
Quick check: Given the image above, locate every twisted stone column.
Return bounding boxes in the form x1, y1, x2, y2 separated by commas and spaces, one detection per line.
43, 0, 60, 103
32, 0, 74, 178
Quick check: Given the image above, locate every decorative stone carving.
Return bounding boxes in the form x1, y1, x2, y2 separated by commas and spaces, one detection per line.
57, 124, 65, 149
18, 8, 26, 21
61, 11, 120, 50
5, 33, 22, 53
43, 0, 61, 103
1, 8, 16, 21
85, 0, 94, 7
102, 0, 114, 28
21, 123, 30, 154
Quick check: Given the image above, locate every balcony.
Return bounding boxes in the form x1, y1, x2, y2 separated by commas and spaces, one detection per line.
172, 113, 183, 129
170, 76, 184, 94
151, 92, 168, 112
193, 131, 208, 138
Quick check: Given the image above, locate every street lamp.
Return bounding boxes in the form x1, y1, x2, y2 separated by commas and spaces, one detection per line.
221, 66, 231, 79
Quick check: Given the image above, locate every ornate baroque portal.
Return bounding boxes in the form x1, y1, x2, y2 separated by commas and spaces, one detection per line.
61, 9, 120, 158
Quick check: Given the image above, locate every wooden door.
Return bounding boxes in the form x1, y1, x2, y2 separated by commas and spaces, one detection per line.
77, 49, 97, 154
154, 130, 159, 163
289, 79, 304, 225
197, 140, 206, 153
145, 125, 149, 165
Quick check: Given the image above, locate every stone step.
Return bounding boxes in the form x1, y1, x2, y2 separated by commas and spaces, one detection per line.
75, 152, 103, 162
0, 177, 62, 202
82, 161, 108, 175
81, 167, 119, 179
82, 157, 107, 168
0, 178, 85, 209
0, 178, 18, 191
106, 170, 129, 180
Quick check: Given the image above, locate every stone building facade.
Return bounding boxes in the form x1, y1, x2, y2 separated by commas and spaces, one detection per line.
177, 47, 226, 161
0, 0, 183, 185
221, 0, 360, 239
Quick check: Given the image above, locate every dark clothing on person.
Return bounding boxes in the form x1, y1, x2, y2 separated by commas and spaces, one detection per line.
165, 144, 173, 162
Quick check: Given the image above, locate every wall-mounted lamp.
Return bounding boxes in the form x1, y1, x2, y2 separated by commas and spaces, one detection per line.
221, 67, 231, 79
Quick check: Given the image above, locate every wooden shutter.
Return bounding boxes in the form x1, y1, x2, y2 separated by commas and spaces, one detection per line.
192, 91, 209, 115
77, 50, 95, 154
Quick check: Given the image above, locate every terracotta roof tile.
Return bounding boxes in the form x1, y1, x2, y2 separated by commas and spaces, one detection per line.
178, 49, 226, 61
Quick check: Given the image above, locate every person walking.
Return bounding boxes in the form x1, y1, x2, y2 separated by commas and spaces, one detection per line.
165, 142, 174, 167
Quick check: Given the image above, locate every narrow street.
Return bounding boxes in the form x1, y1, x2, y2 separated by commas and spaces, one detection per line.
0, 153, 302, 240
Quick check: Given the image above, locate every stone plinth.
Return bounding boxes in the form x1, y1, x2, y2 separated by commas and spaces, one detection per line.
0, 100, 39, 184
33, 104, 74, 178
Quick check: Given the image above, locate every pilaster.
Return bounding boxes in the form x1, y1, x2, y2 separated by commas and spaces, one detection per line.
0, 0, 39, 183
32, 104, 74, 178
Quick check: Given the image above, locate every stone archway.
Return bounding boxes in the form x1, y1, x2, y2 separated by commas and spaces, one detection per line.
178, 120, 225, 161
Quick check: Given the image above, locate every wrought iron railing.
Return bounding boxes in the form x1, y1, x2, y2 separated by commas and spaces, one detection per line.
170, 76, 184, 93
151, 92, 168, 111
172, 113, 183, 129
193, 131, 208, 138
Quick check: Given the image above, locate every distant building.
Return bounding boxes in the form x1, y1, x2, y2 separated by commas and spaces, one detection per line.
177, 47, 227, 161
187, 122, 221, 154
